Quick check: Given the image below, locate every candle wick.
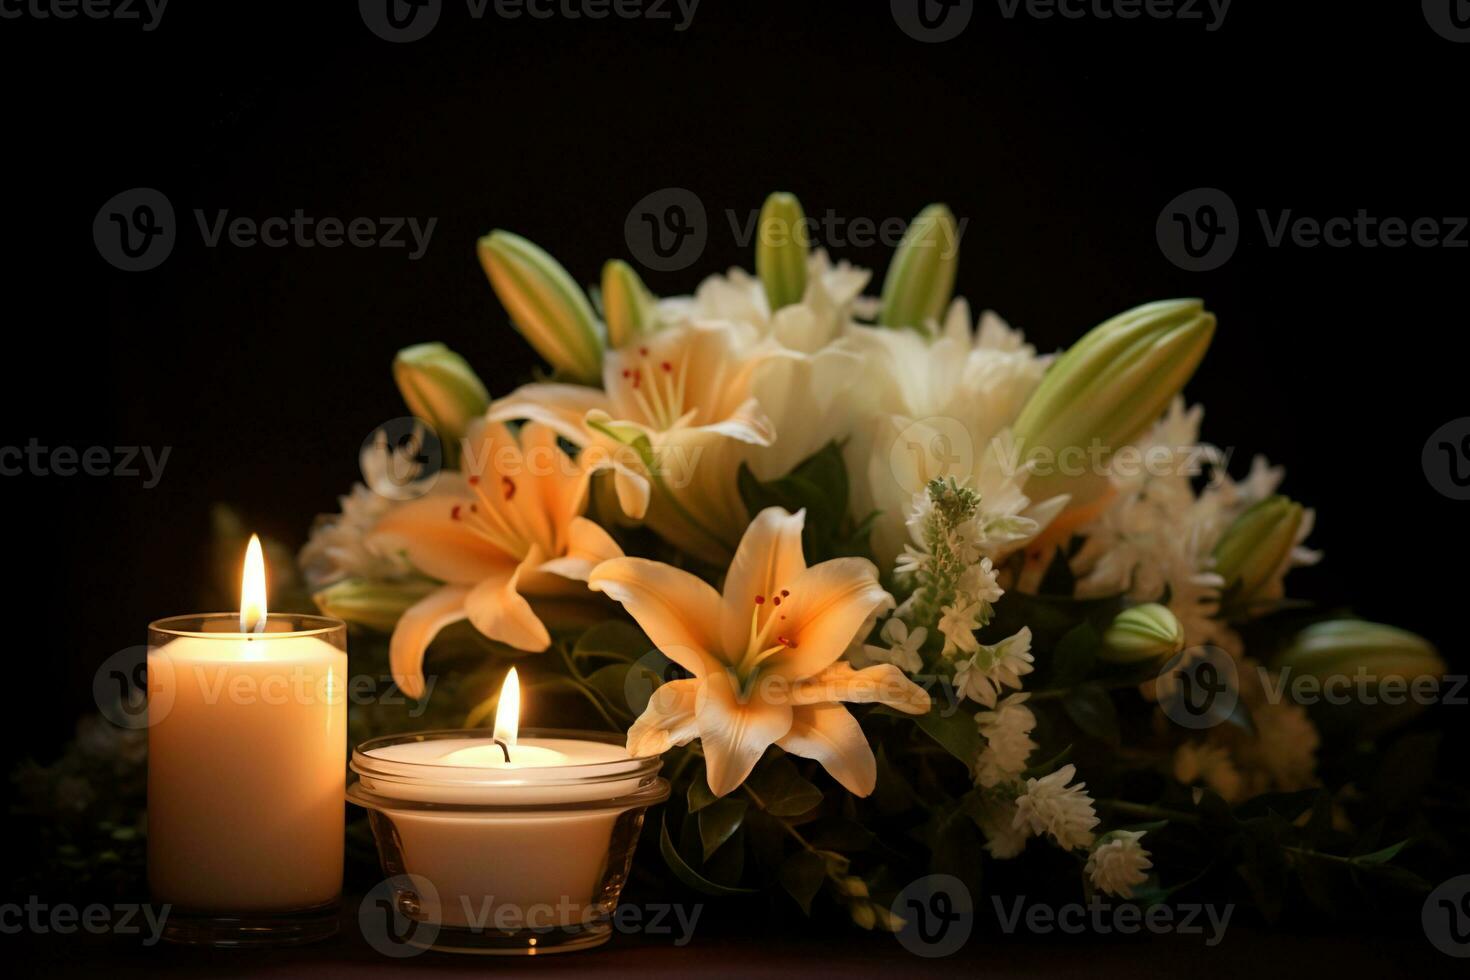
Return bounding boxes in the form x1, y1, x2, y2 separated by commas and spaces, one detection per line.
493, 738, 511, 764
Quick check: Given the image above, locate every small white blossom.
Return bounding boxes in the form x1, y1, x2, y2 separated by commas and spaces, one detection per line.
861, 618, 927, 674
974, 693, 1037, 788
938, 600, 985, 656
1013, 763, 1099, 851
1086, 831, 1153, 898
954, 627, 1034, 707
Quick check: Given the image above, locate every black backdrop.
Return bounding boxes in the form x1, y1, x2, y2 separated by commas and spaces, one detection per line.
2, 1, 1466, 770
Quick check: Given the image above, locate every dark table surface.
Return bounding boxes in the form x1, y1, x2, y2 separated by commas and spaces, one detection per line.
11, 900, 1465, 979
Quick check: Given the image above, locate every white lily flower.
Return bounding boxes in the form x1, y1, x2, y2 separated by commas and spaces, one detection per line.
590, 507, 931, 797
488, 320, 789, 564
369, 421, 623, 698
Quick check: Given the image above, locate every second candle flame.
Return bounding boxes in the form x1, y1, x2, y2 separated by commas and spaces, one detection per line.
240, 534, 268, 634
493, 667, 520, 749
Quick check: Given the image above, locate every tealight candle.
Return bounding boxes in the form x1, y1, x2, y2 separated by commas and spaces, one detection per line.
147, 536, 348, 946
348, 668, 670, 955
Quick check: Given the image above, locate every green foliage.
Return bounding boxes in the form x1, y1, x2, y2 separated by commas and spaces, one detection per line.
737, 442, 876, 563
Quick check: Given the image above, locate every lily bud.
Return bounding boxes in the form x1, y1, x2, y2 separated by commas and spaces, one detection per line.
393, 343, 489, 463
1102, 604, 1185, 664
755, 192, 809, 311
478, 230, 604, 384
1012, 299, 1216, 507
601, 259, 657, 349
1274, 620, 1446, 734
878, 204, 959, 330
1213, 495, 1303, 611
313, 578, 439, 634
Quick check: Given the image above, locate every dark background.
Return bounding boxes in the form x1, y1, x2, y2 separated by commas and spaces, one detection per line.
1, 0, 1465, 774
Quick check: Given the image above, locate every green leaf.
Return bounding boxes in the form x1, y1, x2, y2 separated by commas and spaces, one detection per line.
909, 705, 982, 767
778, 849, 828, 915
658, 812, 758, 896
746, 754, 824, 817
736, 443, 871, 563
573, 620, 652, 663
1048, 623, 1101, 688
687, 773, 719, 814
698, 798, 749, 861
1352, 840, 1410, 866
1063, 683, 1120, 747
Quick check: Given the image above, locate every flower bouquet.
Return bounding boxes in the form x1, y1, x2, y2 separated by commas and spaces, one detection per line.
303, 193, 1456, 927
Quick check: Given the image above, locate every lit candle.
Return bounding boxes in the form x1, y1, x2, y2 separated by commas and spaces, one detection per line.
147, 535, 348, 946
348, 668, 670, 955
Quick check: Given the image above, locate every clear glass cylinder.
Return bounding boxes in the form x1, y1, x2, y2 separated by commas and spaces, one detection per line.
349, 728, 670, 955
147, 612, 348, 946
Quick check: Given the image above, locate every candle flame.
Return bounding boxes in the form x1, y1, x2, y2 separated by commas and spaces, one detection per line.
240, 534, 268, 634
493, 667, 520, 748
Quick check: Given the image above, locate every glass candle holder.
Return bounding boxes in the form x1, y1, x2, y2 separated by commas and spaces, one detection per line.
147, 613, 348, 947
348, 729, 670, 955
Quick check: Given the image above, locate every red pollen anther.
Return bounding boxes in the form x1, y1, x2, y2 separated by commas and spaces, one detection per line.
632, 369, 642, 388
501, 476, 516, 500
777, 635, 797, 648
468, 475, 480, 485
661, 361, 672, 372
621, 369, 631, 378
639, 346, 649, 356
450, 505, 462, 521
780, 589, 790, 597
754, 595, 765, 604
772, 596, 782, 606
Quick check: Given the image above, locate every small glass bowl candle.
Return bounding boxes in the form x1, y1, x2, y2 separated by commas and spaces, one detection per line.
348, 703, 669, 954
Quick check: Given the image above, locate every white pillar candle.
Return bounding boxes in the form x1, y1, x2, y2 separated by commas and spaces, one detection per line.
147, 536, 347, 943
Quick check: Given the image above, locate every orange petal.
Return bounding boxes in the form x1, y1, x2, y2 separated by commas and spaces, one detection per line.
696, 669, 793, 797
777, 703, 876, 797
588, 558, 725, 677
389, 584, 470, 700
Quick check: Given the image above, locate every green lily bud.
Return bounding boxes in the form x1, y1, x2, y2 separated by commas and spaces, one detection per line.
392, 343, 489, 463
313, 578, 439, 634
478, 230, 604, 384
1102, 603, 1185, 664
755, 192, 809, 311
1012, 299, 1216, 507
1273, 620, 1446, 735
878, 204, 959, 330
601, 259, 657, 349
1213, 495, 1303, 611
